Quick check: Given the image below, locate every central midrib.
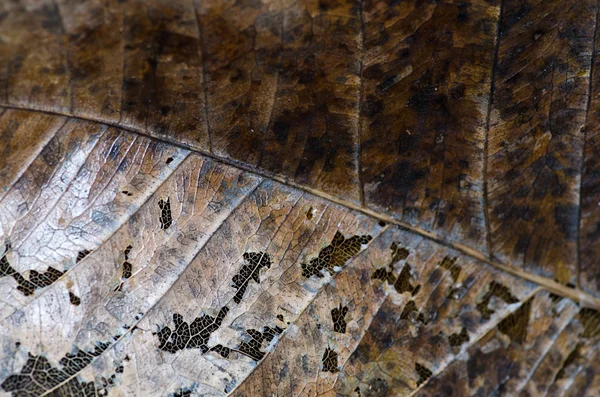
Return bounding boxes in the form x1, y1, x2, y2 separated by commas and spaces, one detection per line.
1, 103, 598, 310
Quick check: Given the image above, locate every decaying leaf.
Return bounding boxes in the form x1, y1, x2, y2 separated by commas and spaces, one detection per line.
1, 0, 600, 396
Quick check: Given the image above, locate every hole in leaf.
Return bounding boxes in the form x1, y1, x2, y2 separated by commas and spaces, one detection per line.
155, 306, 229, 354
68, 291, 81, 306
497, 298, 532, 343
476, 281, 519, 320
322, 347, 339, 373
158, 198, 172, 230
232, 252, 272, 304
76, 249, 91, 263
331, 304, 348, 333
305, 206, 314, 220
415, 363, 432, 386
301, 231, 372, 278
237, 325, 284, 361
448, 327, 469, 347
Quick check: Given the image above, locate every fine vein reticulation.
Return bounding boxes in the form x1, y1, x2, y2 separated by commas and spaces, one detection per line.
2, 0, 600, 395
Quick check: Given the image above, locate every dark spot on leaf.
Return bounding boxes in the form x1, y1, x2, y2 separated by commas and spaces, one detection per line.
579, 308, 600, 338
554, 343, 581, 382
448, 327, 469, 347
439, 256, 461, 282
476, 281, 519, 320
457, 3, 470, 22
301, 231, 372, 278
394, 264, 420, 295
160, 106, 171, 116
415, 363, 432, 386
497, 298, 532, 343
1, 341, 112, 395
156, 306, 229, 354
367, 377, 389, 396
232, 252, 272, 304
364, 95, 384, 117
69, 291, 81, 306
554, 204, 578, 241
331, 304, 348, 333
400, 300, 427, 324
237, 325, 283, 361
377, 75, 401, 94
322, 347, 339, 373
272, 119, 290, 145
76, 250, 91, 263
372, 243, 419, 295
158, 198, 172, 230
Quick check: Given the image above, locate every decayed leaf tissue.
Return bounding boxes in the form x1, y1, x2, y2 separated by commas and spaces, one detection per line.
1, 0, 600, 395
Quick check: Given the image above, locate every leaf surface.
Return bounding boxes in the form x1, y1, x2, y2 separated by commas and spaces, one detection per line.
1, 0, 600, 395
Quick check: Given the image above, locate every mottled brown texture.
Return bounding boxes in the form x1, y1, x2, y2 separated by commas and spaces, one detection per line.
360, 0, 500, 252
0, 108, 599, 396
415, 293, 598, 396
4, 0, 600, 298
487, 0, 597, 285
581, 2, 600, 295
0, 1, 71, 112
334, 232, 537, 396
0, 110, 67, 199
2, 0, 600, 395
0, 0, 361, 201
201, 0, 363, 202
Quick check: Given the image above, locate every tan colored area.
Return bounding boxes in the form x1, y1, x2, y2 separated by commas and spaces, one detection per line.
1, 0, 600, 395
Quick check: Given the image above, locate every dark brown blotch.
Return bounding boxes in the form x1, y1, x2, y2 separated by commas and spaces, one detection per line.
415, 362, 432, 386
497, 298, 532, 344
322, 347, 339, 373
69, 291, 81, 306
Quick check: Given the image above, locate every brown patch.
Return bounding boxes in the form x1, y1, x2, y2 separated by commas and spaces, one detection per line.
415, 362, 432, 386
448, 327, 470, 347
476, 281, 519, 320
69, 291, 81, 306
579, 308, 600, 339
497, 299, 532, 344
488, 0, 596, 284
361, 0, 497, 252
439, 256, 461, 282
305, 206, 314, 220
